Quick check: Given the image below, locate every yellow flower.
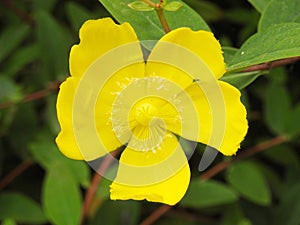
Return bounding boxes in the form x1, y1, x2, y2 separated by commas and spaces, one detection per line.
56, 18, 248, 205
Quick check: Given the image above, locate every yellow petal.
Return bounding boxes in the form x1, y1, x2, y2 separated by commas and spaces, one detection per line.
146, 28, 225, 85
169, 81, 248, 156
70, 18, 140, 78
110, 133, 191, 205
95, 63, 145, 154
56, 77, 83, 160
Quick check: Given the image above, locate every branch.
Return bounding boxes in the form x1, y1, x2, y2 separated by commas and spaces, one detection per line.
0, 159, 33, 190
0, 0, 34, 25
139, 205, 171, 225
0, 82, 60, 109
138, 135, 287, 225
201, 135, 287, 180
243, 56, 300, 72
81, 150, 120, 224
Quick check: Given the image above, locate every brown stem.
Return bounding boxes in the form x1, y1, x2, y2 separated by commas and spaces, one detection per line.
139, 135, 287, 225
155, 8, 171, 33
200, 135, 287, 180
243, 56, 300, 72
142, 0, 158, 8
139, 205, 171, 225
0, 159, 33, 190
81, 150, 120, 224
0, 0, 34, 25
0, 82, 60, 109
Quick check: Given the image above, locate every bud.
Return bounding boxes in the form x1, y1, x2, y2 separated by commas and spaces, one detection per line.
128, 1, 154, 11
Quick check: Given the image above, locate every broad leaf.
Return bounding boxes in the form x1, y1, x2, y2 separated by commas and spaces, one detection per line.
98, 0, 210, 40
227, 161, 271, 205
30, 134, 90, 187
264, 83, 291, 136
89, 201, 141, 225
259, 0, 300, 31
248, 0, 271, 13
274, 182, 300, 225
66, 2, 96, 32
43, 163, 82, 225
227, 23, 300, 71
0, 192, 47, 224
221, 71, 264, 90
35, 10, 71, 79
180, 180, 237, 208
0, 24, 30, 63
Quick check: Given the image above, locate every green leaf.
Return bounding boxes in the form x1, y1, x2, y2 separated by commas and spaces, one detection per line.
35, 10, 71, 79
183, 0, 222, 22
99, 0, 210, 40
223, 46, 238, 65
0, 24, 30, 63
164, 2, 183, 12
227, 161, 271, 205
30, 134, 90, 188
227, 23, 300, 71
221, 71, 264, 90
32, 0, 58, 12
264, 83, 291, 135
0, 192, 47, 224
222, 204, 252, 225
180, 180, 238, 208
89, 201, 141, 225
128, 1, 154, 11
65, 2, 96, 32
274, 182, 300, 225
263, 146, 299, 167
1, 219, 16, 225
287, 103, 300, 139
43, 163, 82, 225
259, 0, 300, 32
248, 0, 271, 13
0, 77, 22, 102
4, 44, 39, 77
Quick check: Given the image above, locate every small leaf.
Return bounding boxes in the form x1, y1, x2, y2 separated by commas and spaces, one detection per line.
0, 24, 30, 63
221, 71, 264, 90
99, 0, 210, 41
264, 83, 291, 136
35, 10, 71, 79
4, 44, 39, 77
227, 161, 271, 205
0, 77, 22, 102
180, 180, 238, 208
89, 201, 141, 225
248, 0, 271, 13
227, 23, 300, 71
128, 1, 154, 11
30, 134, 90, 187
1, 219, 16, 225
43, 163, 82, 225
164, 2, 183, 12
274, 182, 300, 225
66, 2, 96, 32
259, 0, 300, 32
0, 192, 47, 224
287, 104, 300, 139
222, 46, 238, 65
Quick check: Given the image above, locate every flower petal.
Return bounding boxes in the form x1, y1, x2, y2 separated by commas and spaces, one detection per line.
169, 81, 248, 156
95, 63, 145, 154
70, 18, 141, 78
110, 133, 191, 205
146, 28, 225, 83
56, 77, 83, 160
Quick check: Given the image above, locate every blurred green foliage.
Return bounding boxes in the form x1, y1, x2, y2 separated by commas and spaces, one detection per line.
0, 0, 300, 225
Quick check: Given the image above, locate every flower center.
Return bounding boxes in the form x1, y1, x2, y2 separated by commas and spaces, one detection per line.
134, 103, 158, 126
